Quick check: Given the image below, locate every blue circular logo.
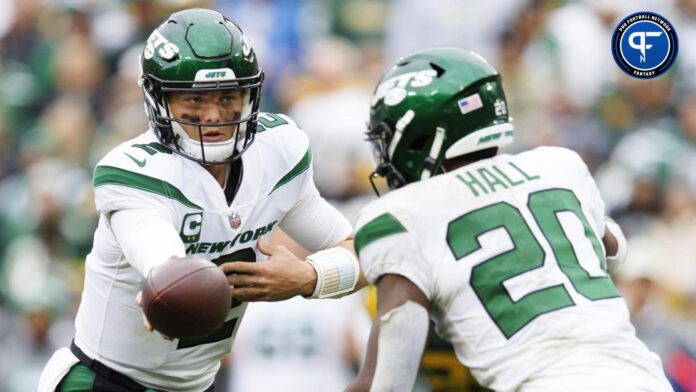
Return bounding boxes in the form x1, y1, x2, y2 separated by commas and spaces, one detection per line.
611, 12, 678, 79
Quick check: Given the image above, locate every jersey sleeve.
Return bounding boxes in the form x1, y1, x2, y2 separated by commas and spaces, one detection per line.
564, 148, 607, 238
279, 166, 352, 252
264, 113, 353, 252
92, 142, 184, 224
354, 207, 434, 300
93, 168, 175, 215
110, 208, 186, 276
539, 147, 607, 238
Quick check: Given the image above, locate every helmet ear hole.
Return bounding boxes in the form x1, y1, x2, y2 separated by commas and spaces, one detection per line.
142, 77, 159, 96
407, 134, 430, 152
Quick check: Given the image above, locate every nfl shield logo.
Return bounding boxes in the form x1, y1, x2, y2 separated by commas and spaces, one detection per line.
229, 212, 242, 229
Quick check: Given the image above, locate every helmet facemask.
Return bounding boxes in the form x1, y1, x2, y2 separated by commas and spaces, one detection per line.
142, 71, 263, 165
366, 110, 416, 194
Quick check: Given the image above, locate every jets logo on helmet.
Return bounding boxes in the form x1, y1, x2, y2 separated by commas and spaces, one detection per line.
371, 69, 438, 107
193, 68, 236, 85
366, 48, 513, 193
143, 31, 180, 60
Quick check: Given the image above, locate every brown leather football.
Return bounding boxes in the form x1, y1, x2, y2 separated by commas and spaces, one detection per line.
141, 256, 230, 339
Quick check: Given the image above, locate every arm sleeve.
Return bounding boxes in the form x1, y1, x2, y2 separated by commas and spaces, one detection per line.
371, 301, 429, 392
279, 170, 352, 253
110, 208, 186, 277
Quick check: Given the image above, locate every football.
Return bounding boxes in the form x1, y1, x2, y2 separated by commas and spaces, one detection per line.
141, 256, 231, 339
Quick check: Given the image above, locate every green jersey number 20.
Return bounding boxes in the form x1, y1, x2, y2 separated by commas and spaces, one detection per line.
447, 188, 619, 338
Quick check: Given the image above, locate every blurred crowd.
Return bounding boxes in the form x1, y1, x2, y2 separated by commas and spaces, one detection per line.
0, 0, 695, 391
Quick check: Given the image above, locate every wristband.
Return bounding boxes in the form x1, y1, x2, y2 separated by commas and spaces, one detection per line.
305, 247, 360, 299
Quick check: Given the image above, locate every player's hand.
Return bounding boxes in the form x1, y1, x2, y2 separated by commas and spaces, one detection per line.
218, 236, 318, 302
135, 291, 173, 341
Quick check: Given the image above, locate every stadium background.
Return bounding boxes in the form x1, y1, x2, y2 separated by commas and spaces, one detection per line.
0, 0, 695, 391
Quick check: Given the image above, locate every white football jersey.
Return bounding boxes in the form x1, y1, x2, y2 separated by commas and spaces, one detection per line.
354, 147, 670, 391
74, 113, 351, 391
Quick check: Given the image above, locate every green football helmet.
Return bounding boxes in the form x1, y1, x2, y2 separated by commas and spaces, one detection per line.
140, 8, 264, 164
367, 47, 513, 190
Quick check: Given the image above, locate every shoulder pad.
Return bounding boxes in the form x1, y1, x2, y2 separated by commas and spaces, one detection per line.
528, 146, 585, 165
355, 194, 406, 234
522, 146, 589, 176
354, 199, 409, 254
93, 133, 193, 213
253, 113, 311, 194
95, 133, 182, 188
255, 112, 309, 159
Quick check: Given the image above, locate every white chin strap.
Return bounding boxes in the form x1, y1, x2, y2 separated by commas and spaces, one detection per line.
170, 121, 238, 163
387, 110, 415, 160
421, 126, 446, 181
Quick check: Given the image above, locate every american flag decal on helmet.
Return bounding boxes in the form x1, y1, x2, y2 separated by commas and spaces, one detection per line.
458, 93, 483, 115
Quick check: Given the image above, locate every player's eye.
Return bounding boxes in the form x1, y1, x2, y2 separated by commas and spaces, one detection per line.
220, 94, 240, 104
180, 94, 205, 105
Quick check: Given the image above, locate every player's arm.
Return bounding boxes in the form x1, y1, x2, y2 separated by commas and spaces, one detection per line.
602, 217, 627, 274
220, 168, 367, 301
110, 208, 185, 276
275, 172, 368, 298
110, 208, 185, 336
220, 224, 367, 301
347, 274, 430, 392
348, 211, 433, 391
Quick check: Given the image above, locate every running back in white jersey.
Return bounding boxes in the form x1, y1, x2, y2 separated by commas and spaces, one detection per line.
354, 147, 670, 391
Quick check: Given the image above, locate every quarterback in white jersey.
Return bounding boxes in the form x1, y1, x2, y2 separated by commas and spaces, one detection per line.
348, 48, 672, 392
40, 9, 366, 392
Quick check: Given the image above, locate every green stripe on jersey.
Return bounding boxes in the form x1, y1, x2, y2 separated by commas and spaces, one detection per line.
58, 364, 95, 391
269, 149, 312, 194
355, 213, 407, 253
94, 166, 201, 209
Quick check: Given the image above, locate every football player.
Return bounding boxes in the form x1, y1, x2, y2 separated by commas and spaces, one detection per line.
39, 8, 367, 392
348, 48, 673, 391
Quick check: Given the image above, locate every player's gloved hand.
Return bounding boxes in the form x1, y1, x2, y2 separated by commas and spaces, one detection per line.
135, 291, 173, 341
218, 236, 318, 302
